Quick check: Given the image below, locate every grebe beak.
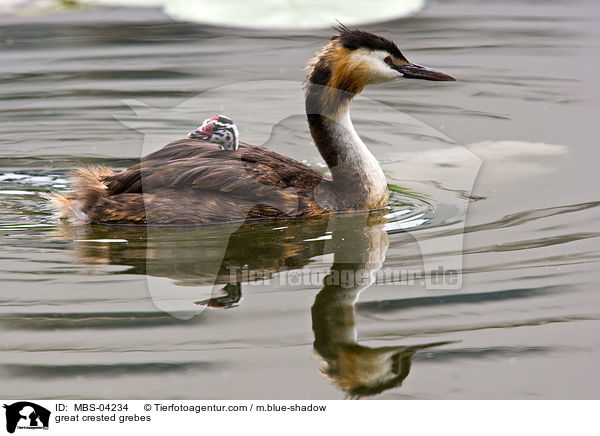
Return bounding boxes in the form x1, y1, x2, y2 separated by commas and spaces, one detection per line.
393, 63, 455, 81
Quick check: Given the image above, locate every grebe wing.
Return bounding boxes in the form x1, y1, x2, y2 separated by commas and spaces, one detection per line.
102, 138, 329, 214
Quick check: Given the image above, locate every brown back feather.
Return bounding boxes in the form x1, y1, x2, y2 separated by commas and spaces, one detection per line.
84, 139, 334, 224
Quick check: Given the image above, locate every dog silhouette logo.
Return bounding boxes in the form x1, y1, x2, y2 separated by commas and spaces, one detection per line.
3, 402, 50, 434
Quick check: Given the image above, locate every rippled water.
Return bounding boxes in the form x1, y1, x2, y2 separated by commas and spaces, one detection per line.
1, 0, 600, 399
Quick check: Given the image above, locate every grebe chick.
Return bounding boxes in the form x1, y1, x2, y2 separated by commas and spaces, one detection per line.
188, 115, 239, 151
50, 28, 454, 225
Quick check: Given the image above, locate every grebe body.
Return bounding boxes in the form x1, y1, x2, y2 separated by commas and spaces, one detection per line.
50, 29, 454, 225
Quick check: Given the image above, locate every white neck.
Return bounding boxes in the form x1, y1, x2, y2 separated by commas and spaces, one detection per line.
307, 99, 388, 209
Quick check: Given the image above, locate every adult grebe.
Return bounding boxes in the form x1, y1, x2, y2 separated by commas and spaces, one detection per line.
188, 115, 239, 151
50, 29, 454, 225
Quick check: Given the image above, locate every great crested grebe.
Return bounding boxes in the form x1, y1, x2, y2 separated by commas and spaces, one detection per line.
50, 28, 454, 225
188, 115, 239, 151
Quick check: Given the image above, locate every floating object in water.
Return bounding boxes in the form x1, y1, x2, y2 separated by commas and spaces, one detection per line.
68, 0, 426, 29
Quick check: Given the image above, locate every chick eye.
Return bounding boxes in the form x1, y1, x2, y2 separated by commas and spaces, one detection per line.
384, 56, 392, 65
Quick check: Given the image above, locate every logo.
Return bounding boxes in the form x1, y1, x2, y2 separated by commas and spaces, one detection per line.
110, 80, 481, 319
3, 402, 50, 434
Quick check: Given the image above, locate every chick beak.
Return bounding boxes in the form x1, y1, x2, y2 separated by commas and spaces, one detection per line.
187, 129, 211, 140
394, 62, 455, 81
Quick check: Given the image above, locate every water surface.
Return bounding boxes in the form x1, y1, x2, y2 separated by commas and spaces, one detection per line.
1, 0, 600, 399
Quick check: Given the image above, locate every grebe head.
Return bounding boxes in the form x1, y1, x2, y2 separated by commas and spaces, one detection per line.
187, 115, 239, 150
306, 27, 454, 108
303, 28, 454, 207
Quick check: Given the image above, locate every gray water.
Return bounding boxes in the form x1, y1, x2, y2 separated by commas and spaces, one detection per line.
1, 0, 600, 399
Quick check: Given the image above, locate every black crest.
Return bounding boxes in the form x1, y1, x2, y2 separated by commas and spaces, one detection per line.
332, 25, 407, 61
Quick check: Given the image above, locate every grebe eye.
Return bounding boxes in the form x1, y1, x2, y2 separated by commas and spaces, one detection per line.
384, 56, 392, 65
